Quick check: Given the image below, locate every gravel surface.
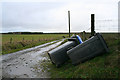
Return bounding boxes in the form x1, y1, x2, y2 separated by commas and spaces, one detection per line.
0, 40, 63, 78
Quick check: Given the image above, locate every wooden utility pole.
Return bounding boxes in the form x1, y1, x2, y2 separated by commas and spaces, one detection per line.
68, 11, 70, 37
91, 14, 95, 36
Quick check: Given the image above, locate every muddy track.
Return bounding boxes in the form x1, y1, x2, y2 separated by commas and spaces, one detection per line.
1, 40, 64, 78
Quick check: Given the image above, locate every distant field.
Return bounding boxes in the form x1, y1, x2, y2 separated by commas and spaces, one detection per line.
2, 34, 68, 55
2, 34, 68, 44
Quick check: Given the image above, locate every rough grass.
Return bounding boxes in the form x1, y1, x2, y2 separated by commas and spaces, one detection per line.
2, 34, 68, 55
42, 33, 120, 78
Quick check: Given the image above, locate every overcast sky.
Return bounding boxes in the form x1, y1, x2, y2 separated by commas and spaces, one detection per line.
1, 0, 119, 33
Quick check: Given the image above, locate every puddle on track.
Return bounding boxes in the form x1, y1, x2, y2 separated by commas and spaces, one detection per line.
1, 40, 63, 78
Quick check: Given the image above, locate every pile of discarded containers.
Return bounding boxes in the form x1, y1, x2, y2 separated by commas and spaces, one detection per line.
48, 33, 109, 67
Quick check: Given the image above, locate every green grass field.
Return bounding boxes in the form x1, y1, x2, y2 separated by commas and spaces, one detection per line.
2, 34, 68, 55
41, 33, 120, 78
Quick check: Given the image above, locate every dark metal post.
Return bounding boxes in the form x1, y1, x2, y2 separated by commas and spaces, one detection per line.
91, 14, 95, 36
68, 11, 70, 37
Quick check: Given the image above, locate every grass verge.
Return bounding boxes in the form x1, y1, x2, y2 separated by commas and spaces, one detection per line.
2, 34, 68, 55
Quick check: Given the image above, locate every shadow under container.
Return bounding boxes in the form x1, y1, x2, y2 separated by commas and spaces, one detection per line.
67, 33, 109, 65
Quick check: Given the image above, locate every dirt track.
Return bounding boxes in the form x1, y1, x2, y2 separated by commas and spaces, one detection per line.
1, 40, 63, 78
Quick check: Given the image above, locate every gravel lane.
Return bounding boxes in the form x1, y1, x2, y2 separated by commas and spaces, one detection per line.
1, 40, 63, 78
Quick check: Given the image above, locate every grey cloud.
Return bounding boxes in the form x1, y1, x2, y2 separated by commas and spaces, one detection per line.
1, 0, 118, 33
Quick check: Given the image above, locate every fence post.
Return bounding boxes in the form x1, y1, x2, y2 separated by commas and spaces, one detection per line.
10, 38, 12, 43
83, 31, 86, 41
68, 11, 70, 37
91, 14, 95, 36
32, 37, 34, 42
22, 37, 24, 42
